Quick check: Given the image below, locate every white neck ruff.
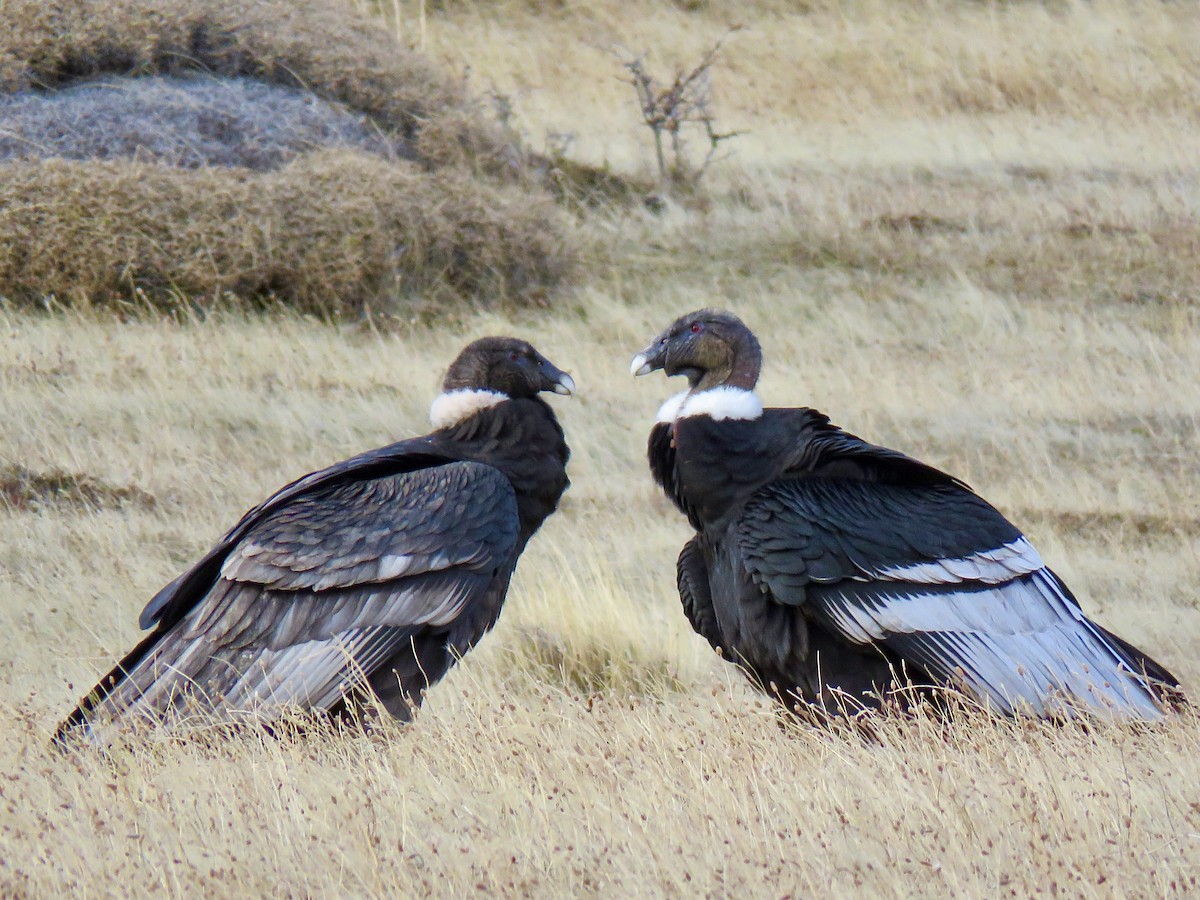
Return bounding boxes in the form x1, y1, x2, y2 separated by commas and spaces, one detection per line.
429, 389, 508, 428
656, 386, 763, 423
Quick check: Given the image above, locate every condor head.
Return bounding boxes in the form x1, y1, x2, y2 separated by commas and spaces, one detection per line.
444, 336, 575, 399
631, 308, 762, 392
430, 337, 574, 430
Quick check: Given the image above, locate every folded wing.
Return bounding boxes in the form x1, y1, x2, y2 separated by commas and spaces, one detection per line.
737, 478, 1169, 719
67, 460, 519, 735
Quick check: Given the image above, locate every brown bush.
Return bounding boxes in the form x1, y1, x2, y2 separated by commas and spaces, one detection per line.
0, 0, 515, 169
0, 151, 573, 313
0, 0, 576, 311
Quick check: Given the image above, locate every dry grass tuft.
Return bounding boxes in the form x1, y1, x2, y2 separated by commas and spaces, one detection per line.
0, 463, 157, 512
0, 150, 572, 313
0, 0, 576, 311
501, 543, 702, 696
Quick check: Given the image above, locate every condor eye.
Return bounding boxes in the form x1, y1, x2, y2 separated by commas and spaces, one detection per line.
509, 351, 520, 362
690, 322, 704, 334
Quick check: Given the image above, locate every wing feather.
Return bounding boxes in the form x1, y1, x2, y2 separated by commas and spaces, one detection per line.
76, 461, 519, 734
676, 537, 723, 652
738, 478, 1167, 719
138, 438, 449, 630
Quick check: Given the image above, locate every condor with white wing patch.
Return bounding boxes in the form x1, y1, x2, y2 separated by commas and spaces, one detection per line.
735, 459, 1176, 719
634, 307, 1182, 721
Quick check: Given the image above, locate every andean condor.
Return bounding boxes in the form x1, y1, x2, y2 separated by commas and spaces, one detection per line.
632, 308, 1182, 720
57, 337, 573, 742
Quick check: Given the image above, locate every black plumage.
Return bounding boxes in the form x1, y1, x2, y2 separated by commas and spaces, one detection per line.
633, 308, 1182, 720
58, 337, 572, 742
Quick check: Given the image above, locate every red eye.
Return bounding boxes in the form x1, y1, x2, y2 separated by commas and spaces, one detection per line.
690, 322, 703, 333
509, 351, 520, 362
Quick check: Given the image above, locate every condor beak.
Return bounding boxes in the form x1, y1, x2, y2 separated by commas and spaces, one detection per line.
553, 371, 576, 396
539, 357, 575, 396
631, 341, 666, 377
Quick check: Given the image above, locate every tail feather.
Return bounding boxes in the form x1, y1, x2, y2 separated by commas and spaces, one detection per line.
1093, 623, 1187, 710
54, 628, 167, 746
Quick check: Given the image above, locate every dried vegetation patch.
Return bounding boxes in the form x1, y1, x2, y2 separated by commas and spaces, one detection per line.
0, 463, 155, 512
6, 692, 1200, 896
609, 166, 1200, 309
0, 151, 569, 313
0, 0, 575, 311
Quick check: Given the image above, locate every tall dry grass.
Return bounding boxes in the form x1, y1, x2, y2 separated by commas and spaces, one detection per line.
2, 0, 1200, 895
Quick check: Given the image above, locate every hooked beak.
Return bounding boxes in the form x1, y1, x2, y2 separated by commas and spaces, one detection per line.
631, 341, 666, 377
540, 357, 575, 396
552, 371, 576, 396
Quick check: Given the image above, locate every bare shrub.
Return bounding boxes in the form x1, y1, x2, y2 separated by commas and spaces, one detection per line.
618, 29, 742, 194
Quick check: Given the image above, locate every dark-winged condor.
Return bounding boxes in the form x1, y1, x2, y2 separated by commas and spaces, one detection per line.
57, 337, 572, 742
632, 308, 1181, 720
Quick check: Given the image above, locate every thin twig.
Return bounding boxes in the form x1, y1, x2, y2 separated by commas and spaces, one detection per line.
614, 27, 743, 193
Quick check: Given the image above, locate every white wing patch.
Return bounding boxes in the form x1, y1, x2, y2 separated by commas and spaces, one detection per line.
657, 387, 764, 423
875, 538, 1044, 585
429, 389, 508, 428
819, 570, 1163, 719
377, 554, 418, 580
821, 575, 1077, 644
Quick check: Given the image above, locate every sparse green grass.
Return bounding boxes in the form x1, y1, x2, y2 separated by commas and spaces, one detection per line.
3, 0, 1200, 895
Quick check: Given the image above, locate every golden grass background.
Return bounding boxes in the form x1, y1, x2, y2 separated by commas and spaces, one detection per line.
3, 0, 1200, 894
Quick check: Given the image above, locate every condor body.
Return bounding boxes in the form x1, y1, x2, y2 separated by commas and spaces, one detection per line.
58, 337, 572, 742
634, 309, 1181, 720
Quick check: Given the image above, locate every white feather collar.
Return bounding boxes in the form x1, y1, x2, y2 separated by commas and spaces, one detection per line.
429, 389, 508, 428
656, 387, 763, 423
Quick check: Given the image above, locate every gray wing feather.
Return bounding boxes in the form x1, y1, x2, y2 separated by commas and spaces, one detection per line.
88, 461, 519, 729
738, 480, 1166, 720
219, 464, 509, 590
817, 573, 1163, 718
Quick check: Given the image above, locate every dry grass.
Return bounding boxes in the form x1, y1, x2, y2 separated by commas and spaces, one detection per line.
0, 0, 574, 310
418, 0, 1200, 170
0, 0, 492, 157
2, 0, 1200, 894
0, 150, 571, 313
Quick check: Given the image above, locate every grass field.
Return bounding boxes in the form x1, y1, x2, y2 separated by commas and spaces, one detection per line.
4, 0, 1200, 895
